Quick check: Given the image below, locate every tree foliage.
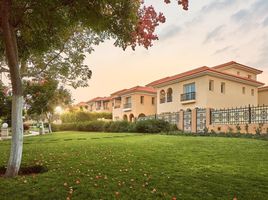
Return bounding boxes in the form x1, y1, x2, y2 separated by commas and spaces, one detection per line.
24, 79, 72, 119
0, 0, 188, 177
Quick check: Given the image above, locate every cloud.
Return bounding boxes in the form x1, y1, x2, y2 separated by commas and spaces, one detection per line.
159, 25, 182, 40
201, 0, 236, 13
231, 9, 249, 22
213, 46, 232, 55
204, 25, 225, 44
262, 16, 268, 27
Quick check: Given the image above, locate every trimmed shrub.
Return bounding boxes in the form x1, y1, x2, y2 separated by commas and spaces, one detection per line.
52, 119, 177, 133
135, 119, 175, 133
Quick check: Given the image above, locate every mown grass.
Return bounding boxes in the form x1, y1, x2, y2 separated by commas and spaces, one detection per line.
0, 132, 268, 200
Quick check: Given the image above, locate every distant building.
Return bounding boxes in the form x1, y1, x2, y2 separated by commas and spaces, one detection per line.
258, 86, 268, 106
111, 86, 157, 121
87, 97, 112, 113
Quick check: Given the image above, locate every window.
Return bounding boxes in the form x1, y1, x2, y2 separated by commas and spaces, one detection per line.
184, 83, 195, 94
242, 87, 246, 94
103, 102, 109, 110
167, 88, 173, 102
251, 89, 255, 96
140, 96, 144, 104
181, 83, 196, 101
248, 75, 252, 79
221, 82, 225, 94
160, 90, 166, 104
152, 97, 155, 105
209, 80, 214, 91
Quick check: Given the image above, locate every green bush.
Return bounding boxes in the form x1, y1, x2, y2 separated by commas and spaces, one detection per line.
61, 111, 112, 123
52, 119, 176, 133
134, 119, 175, 133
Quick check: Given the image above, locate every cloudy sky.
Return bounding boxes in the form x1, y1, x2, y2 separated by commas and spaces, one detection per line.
72, 0, 268, 103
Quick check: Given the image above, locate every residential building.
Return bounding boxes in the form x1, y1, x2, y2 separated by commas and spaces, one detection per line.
147, 61, 265, 114
111, 86, 157, 121
76, 102, 89, 111
258, 86, 268, 105
87, 97, 112, 113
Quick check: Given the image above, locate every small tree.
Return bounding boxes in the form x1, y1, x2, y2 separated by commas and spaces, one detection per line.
24, 79, 71, 134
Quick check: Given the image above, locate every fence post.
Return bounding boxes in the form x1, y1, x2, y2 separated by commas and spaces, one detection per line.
248, 104, 251, 124
192, 108, 197, 133
178, 110, 184, 131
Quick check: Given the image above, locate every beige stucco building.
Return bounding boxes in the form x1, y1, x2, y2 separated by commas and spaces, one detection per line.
147, 61, 265, 114
111, 86, 157, 121
87, 97, 112, 113
258, 86, 268, 106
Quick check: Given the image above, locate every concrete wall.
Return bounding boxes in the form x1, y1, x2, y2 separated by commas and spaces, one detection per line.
221, 68, 257, 80
205, 75, 258, 108
208, 124, 268, 134
258, 89, 268, 106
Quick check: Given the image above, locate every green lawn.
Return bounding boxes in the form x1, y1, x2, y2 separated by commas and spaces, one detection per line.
0, 132, 268, 200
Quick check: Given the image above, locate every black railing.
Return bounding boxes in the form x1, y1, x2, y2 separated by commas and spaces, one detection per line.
181, 92, 196, 101
211, 105, 268, 125
123, 103, 132, 109
160, 98, 165, 104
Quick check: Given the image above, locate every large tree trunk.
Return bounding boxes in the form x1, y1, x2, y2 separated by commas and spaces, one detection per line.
1, 0, 24, 177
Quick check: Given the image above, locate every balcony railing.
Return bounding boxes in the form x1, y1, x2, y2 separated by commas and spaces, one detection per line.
123, 103, 132, 109
181, 92, 196, 102
114, 105, 120, 109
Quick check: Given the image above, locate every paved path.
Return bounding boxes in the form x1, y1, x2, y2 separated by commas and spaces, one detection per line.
0, 131, 41, 140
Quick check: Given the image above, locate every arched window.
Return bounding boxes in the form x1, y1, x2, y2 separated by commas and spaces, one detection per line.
138, 113, 146, 118
123, 114, 128, 121
160, 90, 166, 104
167, 88, 173, 102
129, 114, 135, 122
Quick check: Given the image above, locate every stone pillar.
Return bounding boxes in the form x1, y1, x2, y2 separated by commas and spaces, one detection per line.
191, 108, 197, 133
1, 127, 9, 139
205, 108, 211, 128
178, 110, 184, 131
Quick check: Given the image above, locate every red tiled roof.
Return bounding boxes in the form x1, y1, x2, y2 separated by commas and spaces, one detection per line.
77, 102, 88, 106
110, 89, 127, 96
88, 96, 111, 103
146, 66, 209, 86
212, 61, 263, 74
258, 86, 268, 91
119, 86, 156, 96
147, 65, 264, 87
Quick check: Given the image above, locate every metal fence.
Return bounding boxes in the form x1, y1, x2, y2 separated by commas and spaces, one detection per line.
211, 105, 268, 125
138, 112, 179, 125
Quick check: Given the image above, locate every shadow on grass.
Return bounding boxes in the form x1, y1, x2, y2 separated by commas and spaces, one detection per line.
0, 165, 48, 176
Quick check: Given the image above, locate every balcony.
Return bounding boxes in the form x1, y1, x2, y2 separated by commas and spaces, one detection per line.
181, 92, 196, 104
123, 103, 132, 111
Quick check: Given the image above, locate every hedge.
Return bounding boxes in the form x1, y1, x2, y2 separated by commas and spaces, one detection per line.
61, 111, 112, 123
52, 119, 177, 133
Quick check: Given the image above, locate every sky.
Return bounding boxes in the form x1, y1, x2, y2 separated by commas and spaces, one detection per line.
72, 0, 268, 103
